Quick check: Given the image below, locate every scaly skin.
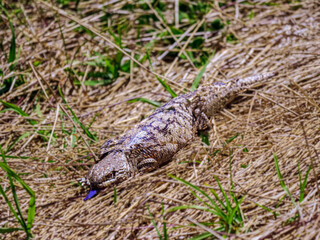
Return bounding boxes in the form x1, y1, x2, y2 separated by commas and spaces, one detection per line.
82, 72, 277, 197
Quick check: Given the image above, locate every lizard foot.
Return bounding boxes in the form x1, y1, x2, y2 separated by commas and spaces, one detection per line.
194, 108, 212, 132
78, 177, 89, 187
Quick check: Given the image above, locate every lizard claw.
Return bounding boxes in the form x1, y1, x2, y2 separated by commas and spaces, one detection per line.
78, 177, 89, 186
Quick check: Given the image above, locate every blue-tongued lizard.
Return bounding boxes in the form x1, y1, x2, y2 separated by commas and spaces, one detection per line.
81, 72, 278, 200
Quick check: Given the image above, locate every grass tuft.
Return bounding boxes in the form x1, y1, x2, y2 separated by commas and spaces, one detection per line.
147, 204, 168, 240
168, 174, 245, 235
273, 153, 296, 205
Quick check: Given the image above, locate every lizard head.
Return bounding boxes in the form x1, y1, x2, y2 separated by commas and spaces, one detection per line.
87, 150, 131, 189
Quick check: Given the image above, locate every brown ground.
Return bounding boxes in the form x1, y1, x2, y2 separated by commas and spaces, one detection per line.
1, 0, 320, 239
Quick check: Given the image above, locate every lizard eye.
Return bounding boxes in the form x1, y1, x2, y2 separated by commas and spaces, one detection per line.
104, 171, 116, 181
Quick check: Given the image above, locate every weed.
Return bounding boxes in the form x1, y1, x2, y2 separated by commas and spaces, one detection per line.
273, 153, 312, 204
0, 100, 54, 144
168, 174, 245, 236
146, 51, 177, 98
191, 50, 215, 91
128, 98, 162, 108
0, 100, 38, 126
297, 162, 312, 203
147, 203, 168, 240
0, 3, 25, 95
0, 144, 35, 238
58, 87, 97, 141
273, 153, 296, 205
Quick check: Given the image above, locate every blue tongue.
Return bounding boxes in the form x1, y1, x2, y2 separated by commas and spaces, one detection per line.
84, 189, 99, 201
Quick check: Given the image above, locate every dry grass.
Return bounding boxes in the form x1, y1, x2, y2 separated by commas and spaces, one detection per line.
1, 0, 320, 239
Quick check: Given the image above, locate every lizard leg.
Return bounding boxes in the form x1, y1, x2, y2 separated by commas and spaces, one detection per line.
137, 158, 159, 173
194, 108, 212, 132
100, 138, 119, 159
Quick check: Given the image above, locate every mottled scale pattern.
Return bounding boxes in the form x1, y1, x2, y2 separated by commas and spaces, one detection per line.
85, 72, 277, 190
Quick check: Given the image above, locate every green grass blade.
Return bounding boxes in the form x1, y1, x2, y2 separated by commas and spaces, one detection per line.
228, 151, 238, 205
225, 133, 239, 144
75, 0, 81, 10
301, 165, 312, 193
0, 100, 38, 126
199, 132, 210, 145
0, 184, 23, 226
169, 174, 227, 219
0, 146, 28, 233
0, 3, 16, 65
299, 164, 312, 202
188, 188, 220, 212
273, 153, 296, 205
113, 187, 117, 204
255, 201, 279, 219
214, 176, 232, 214
71, 126, 76, 148
3, 155, 31, 159
163, 221, 168, 240
191, 50, 215, 91
10, 180, 27, 231
88, 113, 99, 129
229, 192, 243, 223
190, 189, 204, 202
146, 52, 177, 98
58, 87, 97, 141
188, 232, 213, 240
255, 202, 273, 213
0, 145, 35, 237
228, 150, 243, 227
169, 174, 214, 204
0, 161, 35, 235
167, 205, 220, 216
155, 74, 177, 98
0, 228, 23, 233
127, 98, 162, 108
161, 203, 168, 240
147, 205, 162, 240
207, 187, 226, 212
6, 132, 31, 153
298, 162, 302, 194
228, 195, 245, 225
276, 194, 287, 209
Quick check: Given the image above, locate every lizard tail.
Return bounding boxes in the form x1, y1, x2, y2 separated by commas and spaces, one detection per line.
233, 71, 278, 88
202, 71, 278, 117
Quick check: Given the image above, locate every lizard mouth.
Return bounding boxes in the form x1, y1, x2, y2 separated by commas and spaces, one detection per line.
82, 178, 115, 201
96, 170, 131, 188
97, 178, 117, 188
96, 171, 118, 188
83, 178, 116, 201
